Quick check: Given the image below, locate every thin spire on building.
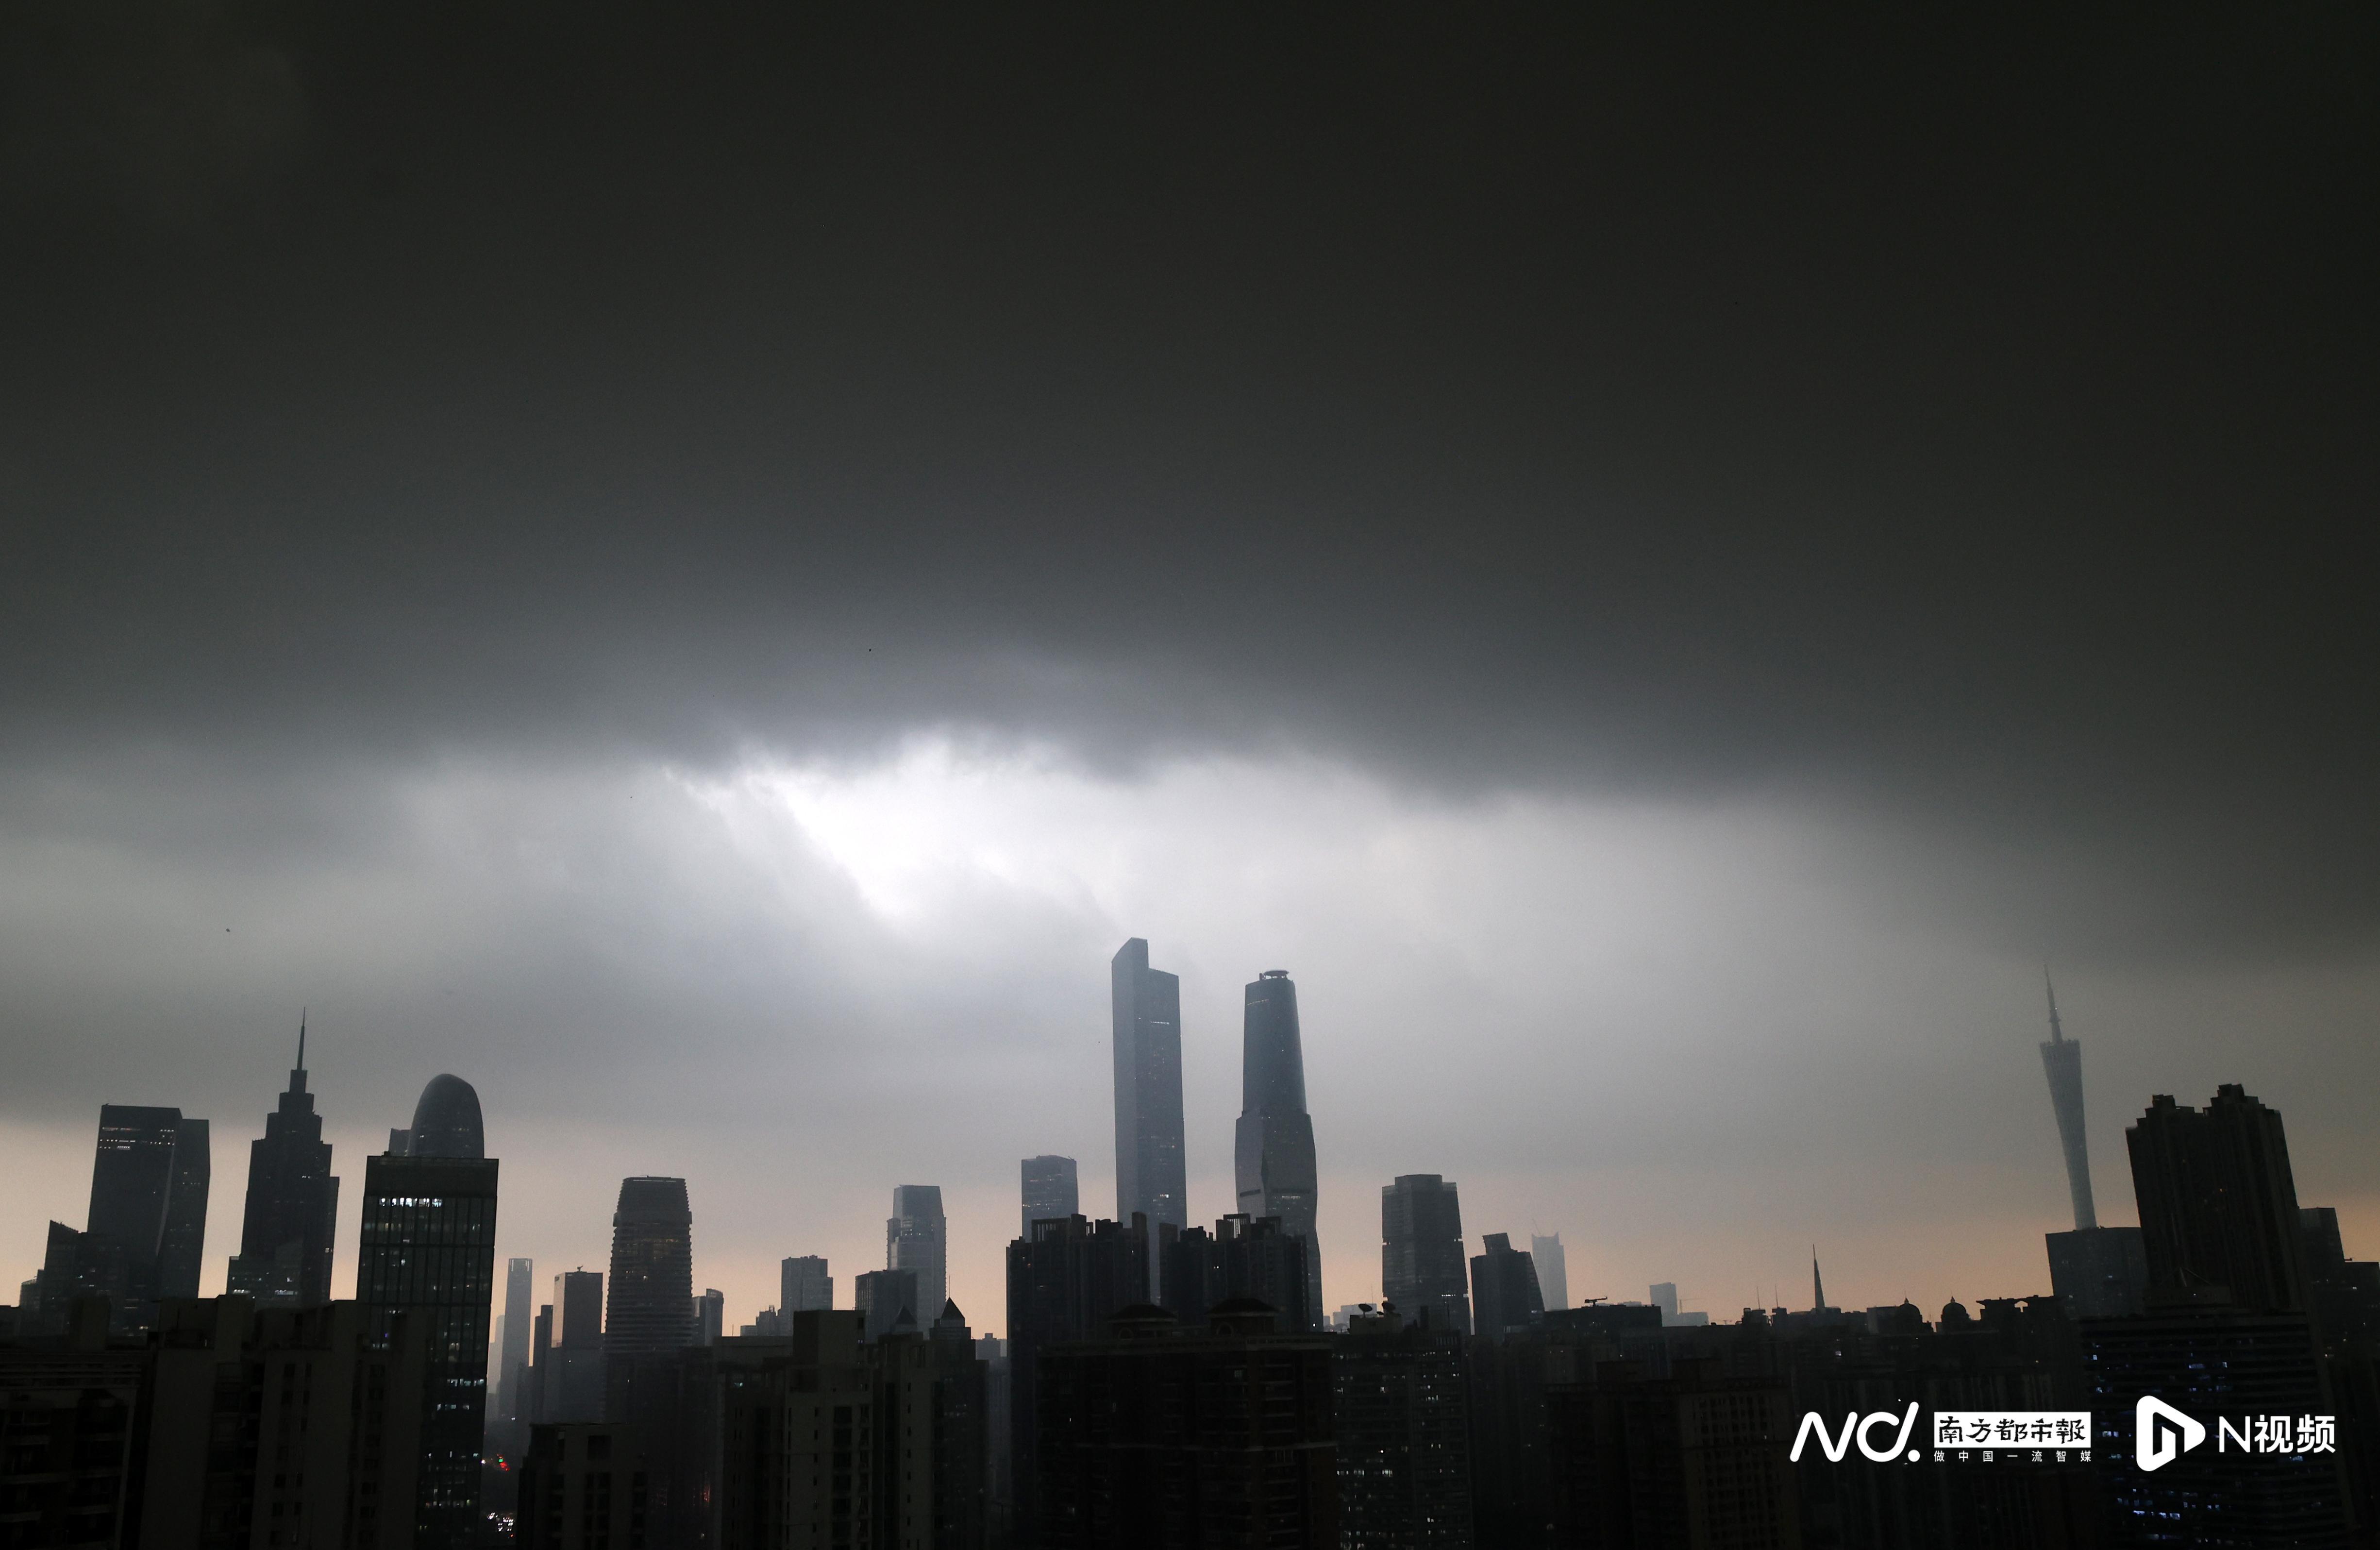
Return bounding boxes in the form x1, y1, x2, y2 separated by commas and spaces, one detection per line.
2044, 969, 2064, 1042
297, 1009, 307, 1072
1811, 1247, 1826, 1312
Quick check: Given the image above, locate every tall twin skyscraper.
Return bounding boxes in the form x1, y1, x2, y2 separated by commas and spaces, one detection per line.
1110, 939, 1323, 1315
1111, 939, 1189, 1237
1236, 969, 1323, 1318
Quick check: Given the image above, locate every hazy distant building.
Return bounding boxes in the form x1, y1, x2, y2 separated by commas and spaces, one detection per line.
2038, 974, 2096, 1231
2129, 1084, 2311, 1312
857, 1267, 922, 1341
358, 1075, 499, 1550
1382, 1175, 1472, 1334
889, 1184, 949, 1317
227, 1023, 339, 1308
784, 1254, 832, 1312
606, 1177, 696, 1402
1161, 1213, 1315, 1331
1470, 1233, 1545, 1339
499, 1255, 533, 1428
1111, 939, 1189, 1244
693, 1287, 724, 1345
1531, 1234, 1568, 1312
1237, 968, 1324, 1320
2032, 980, 2150, 1320
544, 1267, 606, 1423
1022, 1155, 1079, 1237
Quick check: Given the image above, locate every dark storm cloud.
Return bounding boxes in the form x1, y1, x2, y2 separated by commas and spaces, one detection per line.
4, 4, 2375, 957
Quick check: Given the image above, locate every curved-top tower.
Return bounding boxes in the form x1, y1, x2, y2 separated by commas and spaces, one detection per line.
606, 1176, 695, 1366
1235, 969, 1321, 1324
409, 1074, 486, 1160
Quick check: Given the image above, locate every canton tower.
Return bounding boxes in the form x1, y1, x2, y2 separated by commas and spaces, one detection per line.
1235, 968, 1322, 1321
2039, 972, 2097, 1231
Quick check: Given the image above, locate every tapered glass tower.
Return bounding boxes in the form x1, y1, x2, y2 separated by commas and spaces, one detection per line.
1111, 939, 1188, 1238
1235, 968, 1322, 1321
605, 1177, 696, 1371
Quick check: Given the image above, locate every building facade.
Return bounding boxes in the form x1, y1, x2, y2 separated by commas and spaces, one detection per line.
1111, 939, 1189, 1246
228, 1028, 340, 1310
888, 1185, 949, 1320
1022, 1156, 1080, 1239
1235, 969, 1324, 1322
1383, 1176, 1472, 1335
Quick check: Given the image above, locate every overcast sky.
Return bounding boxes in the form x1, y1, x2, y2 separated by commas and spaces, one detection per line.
3, 5, 2375, 1334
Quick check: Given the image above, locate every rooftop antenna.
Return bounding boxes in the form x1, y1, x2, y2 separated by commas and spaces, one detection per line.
297, 1007, 308, 1071
2044, 968, 2064, 1043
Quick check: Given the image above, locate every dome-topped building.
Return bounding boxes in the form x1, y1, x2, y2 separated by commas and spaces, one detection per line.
408, 1073, 485, 1159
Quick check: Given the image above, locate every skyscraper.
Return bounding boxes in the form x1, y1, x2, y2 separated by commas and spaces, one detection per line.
783, 1254, 833, 1312
606, 1177, 696, 1379
2128, 1084, 2311, 1312
888, 1184, 948, 1317
546, 1268, 606, 1423
1111, 938, 1188, 1240
54, 1102, 211, 1326
358, 1075, 499, 1550
2038, 973, 2096, 1231
1531, 1233, 1569, 1312
1470, 1232, 1545, 1338
228, 1019, 340, 1308
500, 1256, 533, 1426
1236, 968, 1323, 1319
1021, 1155, 1079, 1237
1382, 1175, 1471, 1334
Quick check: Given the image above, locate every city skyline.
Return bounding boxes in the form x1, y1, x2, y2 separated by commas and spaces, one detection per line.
14, 964, 2358, 1348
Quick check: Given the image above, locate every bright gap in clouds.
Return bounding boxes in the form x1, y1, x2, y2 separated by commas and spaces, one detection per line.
665, 739, 2095, 1330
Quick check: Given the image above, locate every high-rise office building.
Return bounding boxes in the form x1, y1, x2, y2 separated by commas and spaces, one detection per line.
1382, 1175, 1471, 1334
606, 1176, 696, 1405
2128, 1083, 2311, 1312
499, 1256, 533, 1425
784, 1254, 833, 1312
888, 1184, 948, 1318
1236, 968, 1324, 1321
1111, 939, 1188, 1241
1531, 1234, 1568, 1312
157, 1120, 209, 1301
92, 1104, 210, 1300
2038, 973, 2096, 1231
46, 1103, 211, 1328
693, 1287, 724, 1345
357, 1075, 499, 1550
544, 1268, 606, 1423
228, 1021, 340, 1308
1470, 1233, 1545, 1338
1022, 1155, 1079, 1237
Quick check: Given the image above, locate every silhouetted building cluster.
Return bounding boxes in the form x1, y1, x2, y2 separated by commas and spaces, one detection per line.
15, 951, 2380, 1550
